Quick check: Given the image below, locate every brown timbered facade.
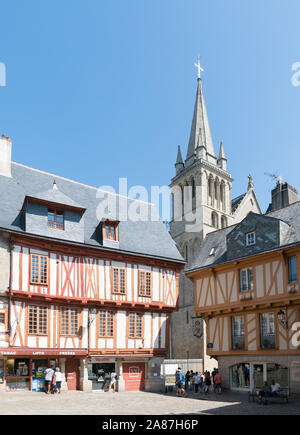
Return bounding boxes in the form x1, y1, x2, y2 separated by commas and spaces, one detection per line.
187, 198, 300, 394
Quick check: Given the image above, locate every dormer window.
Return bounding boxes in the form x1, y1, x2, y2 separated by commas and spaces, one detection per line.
246, 231, 255, 246
103, 220, 119, 241
48, 209, 64, 230
209, 247, 217, 256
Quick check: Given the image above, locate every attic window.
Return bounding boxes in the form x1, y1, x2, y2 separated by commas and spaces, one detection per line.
209, 247, 217, 256
103, 220, 119, 241
48, 209, 64, 230
246, 232, 256, 246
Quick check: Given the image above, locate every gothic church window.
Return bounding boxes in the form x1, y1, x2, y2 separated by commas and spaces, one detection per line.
211, 212, 218, 228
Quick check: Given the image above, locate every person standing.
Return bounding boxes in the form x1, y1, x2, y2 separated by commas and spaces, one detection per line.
44, 366, 55, 394
214, 371, 222, 394
204, 372, 211, 395
54, 367, 62, 394
108, 371, 117, 393
193, 372, 199, 394
185, 370, 190, 391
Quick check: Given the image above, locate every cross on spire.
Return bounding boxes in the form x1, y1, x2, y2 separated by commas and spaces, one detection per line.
194, 56, 204, 79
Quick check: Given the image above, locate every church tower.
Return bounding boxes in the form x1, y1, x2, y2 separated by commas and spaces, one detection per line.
169, 59, 261, 363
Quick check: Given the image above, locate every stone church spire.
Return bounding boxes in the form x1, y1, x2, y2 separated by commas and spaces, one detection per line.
185, 59, 216, 167
175, 145, 184, 175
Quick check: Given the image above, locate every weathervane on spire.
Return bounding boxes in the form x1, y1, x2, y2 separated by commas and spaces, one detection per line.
194, 56, 204, 79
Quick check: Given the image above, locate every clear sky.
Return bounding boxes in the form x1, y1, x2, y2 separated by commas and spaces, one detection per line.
1, 0, 300, 216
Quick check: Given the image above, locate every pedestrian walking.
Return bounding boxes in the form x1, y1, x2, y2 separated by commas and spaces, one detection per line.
108, 371, 118, 392
193, 372, 199, 393
175, 369, 186, 397
214, 370, 222, 394
54, 367, 62, 394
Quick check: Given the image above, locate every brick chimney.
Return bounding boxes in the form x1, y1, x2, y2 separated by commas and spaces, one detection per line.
0, 134, 12, 177
270, 179, 299, 211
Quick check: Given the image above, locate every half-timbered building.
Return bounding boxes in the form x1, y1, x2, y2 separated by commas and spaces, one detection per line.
186, 181, 300, 394
0, 134, 184, 392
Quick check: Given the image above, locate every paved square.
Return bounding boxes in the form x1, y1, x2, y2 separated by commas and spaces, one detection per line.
0, 390, 299, 415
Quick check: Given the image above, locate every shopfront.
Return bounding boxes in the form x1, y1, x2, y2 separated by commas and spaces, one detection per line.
88, 359, 115, 391
0, 348, 87, 392
230, 362, 289, 391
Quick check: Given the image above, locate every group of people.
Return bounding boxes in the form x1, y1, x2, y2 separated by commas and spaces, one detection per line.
175, 367, 222, 397
258, 380, 281, 404
44, 367, 63, 394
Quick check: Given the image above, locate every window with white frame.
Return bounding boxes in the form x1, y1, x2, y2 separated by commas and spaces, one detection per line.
240, 268, 253, 292
246, 232, 256, 246
231, 316, 245, 350
260, 312, 276, 349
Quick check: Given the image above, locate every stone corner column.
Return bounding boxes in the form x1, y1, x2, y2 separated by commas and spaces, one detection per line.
59, 358, 68, 391
79, 358, 93, 392
116, 359, 125, 392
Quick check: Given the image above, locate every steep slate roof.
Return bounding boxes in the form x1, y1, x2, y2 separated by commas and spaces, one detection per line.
231, 193, 247, 213
0, 162, 184, 263
187, 201, 300, 272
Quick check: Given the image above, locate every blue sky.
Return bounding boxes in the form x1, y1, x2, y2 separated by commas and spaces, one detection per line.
1, 0, 300, 216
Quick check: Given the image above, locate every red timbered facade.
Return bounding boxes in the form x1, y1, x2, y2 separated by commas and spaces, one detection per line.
0, 233, 183, 392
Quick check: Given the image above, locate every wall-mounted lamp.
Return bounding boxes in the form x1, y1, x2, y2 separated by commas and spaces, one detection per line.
277, 309, 288, 329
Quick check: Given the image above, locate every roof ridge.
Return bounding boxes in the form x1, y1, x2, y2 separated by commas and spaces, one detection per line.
12, 162, 155, 206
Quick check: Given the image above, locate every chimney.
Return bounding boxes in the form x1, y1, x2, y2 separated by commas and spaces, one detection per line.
270, 180, 299, 211
0, 134, 12, 177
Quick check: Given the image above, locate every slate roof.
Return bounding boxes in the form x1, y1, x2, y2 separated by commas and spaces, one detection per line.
0, 162, 184, 263
231, 193, 247, 213
187, 201, 300, 273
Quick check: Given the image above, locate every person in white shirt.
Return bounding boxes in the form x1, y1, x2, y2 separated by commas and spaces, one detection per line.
270, 380, 281, 394
108, 371, 117, 392
44, 367, 54, 394
54, 367, 62, 394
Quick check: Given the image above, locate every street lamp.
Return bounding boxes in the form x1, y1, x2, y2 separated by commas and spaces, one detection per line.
277, 309, 288, 328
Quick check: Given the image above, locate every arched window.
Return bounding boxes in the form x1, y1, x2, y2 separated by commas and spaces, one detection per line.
212, 212, 218, 229
221, 215, 227, 229
192, 179, 196, 198
208, 177, 213, 206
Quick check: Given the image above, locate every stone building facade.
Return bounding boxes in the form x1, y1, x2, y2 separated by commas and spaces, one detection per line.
169, 67, 261, 366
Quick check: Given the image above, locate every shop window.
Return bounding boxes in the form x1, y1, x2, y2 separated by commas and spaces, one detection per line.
138, 270, 151, 297
240, 268, 253, 292
6, 358, 30, 391
231, 316, 245, 350
266, 363, 289, 390
288, 257, 297, 283
99, 311, 114, 337
48, 209, 64, 230
103, 220, 119, 241
88, 362, 116, 391
230, 363, 250, 389
60, 308, 79, 336
30, 254, 48, 285
260, 312, 276, 349
129, 312, 143, 338
28, 305, 48, 335
112, 267, 126, 294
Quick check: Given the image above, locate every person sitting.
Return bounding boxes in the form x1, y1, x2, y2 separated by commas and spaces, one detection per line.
258, 381, 271, 404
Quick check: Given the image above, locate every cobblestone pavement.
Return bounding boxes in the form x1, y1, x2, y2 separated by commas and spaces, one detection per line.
0, 390, 299, 415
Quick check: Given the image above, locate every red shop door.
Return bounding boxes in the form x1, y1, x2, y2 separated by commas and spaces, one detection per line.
123, 363, 145, 391
65, 359, 80, 391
